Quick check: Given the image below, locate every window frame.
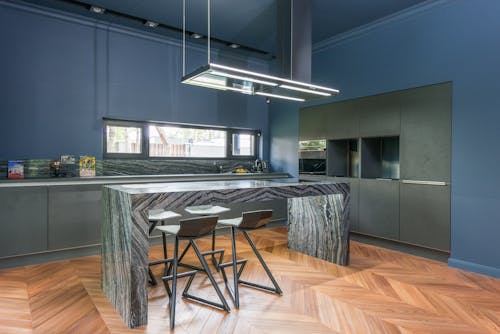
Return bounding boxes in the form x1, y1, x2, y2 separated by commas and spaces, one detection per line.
103, 118, 260, 160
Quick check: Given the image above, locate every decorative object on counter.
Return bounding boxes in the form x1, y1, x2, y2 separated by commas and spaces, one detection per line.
79, 156, 96, 177
7, 160, 24, 179
261, 160, 270, 173
59, 155, 77, 177
252, 159, 263, 173
234, 168, 249, 173
49, 160, 62, 177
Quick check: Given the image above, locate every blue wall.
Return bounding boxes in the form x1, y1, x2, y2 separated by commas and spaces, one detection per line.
0, 1, 270, 160
271, 0, 500, 277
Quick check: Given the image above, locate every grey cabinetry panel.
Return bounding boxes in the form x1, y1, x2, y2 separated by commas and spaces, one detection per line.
359, 93, 401, 137
48, 185, 102, 250
325, 101, 359, 139
299, 106, 326, 140
400, 83, 451, 182
358, 179, 399, 239
0, 187, 48, 257
400, 183, 450, 250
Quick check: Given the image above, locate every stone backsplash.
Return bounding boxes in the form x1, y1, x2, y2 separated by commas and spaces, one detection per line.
0, 159, 255, 179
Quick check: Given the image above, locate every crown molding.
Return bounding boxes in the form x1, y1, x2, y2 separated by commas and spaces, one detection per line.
0, 0, 268, 67
313, 0, 453, 54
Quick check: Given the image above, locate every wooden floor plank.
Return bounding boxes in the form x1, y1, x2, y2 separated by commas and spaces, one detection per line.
0, 227, 498, 333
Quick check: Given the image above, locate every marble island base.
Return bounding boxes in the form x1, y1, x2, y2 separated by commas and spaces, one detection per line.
101, 179, 349, 328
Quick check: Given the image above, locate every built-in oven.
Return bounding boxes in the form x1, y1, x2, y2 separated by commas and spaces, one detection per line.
299, 140, 326, 175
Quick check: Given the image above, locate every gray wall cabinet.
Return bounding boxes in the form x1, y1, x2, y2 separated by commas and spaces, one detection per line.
299, 82, 451, 251
400, 183, 450, 250
325, 101, 359, 139
48, 185, 102, 250
358, 179, 400, 240
359, 93, 401, 137
299, 106, 326, 140
400, 83, 452, 182
0, 187, 48, 257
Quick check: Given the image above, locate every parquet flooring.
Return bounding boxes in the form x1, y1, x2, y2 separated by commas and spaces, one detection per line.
0, 227, 499, 333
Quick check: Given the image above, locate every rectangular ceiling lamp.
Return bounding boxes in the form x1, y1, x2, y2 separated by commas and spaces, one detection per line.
181, 63, 339, 102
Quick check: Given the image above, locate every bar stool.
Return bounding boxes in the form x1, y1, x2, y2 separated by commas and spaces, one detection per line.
217, 210, 283, 308
147, 209, 181, 286
155, 215, 231, 329
181, 205, 231, 271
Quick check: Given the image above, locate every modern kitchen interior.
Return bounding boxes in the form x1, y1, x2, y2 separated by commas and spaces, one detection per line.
1, 0, 499, 333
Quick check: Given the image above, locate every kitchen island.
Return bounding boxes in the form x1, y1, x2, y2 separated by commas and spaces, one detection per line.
102, 179, 350, 328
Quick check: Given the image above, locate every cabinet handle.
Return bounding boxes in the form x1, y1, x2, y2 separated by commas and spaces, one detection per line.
401, 180, 448, 186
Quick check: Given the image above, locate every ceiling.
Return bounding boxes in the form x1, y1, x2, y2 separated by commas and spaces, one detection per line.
23, 0, 429, 56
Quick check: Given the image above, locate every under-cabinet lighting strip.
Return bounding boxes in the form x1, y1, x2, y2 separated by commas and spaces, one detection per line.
210, 63, 339, 93
255, 92, 305, 102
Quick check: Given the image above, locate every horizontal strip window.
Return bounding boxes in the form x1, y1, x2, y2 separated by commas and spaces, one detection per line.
103, 118, 260, 160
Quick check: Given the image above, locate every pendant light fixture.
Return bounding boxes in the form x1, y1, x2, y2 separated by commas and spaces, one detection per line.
180, 0, 340, 102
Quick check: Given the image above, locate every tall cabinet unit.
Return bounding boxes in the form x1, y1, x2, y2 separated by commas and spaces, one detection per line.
299, 82, 452, 252
399, 83, 452, 251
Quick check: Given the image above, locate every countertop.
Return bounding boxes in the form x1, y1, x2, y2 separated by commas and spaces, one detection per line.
0, 172, 289, 188
107, 178, 320, 195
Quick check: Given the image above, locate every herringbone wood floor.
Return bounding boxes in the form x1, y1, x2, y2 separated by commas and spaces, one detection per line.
0, 227, 499, 333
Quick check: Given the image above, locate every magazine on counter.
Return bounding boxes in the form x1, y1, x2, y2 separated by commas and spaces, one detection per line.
79, 156, 96, 177
7, 160, 24, 179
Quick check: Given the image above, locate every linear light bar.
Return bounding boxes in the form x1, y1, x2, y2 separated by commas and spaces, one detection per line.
189, 81, 253, 95
279, 84, 331, 96
255, 92, 305, 102
210, 63, 340, 93
182, 63, 339, 102
210, 70, 278, 87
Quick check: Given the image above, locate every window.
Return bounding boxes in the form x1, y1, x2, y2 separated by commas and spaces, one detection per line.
105, 125, 142, 154
103, 119, 260, 159
149, 125, 226, 158
232, 133, 255, 156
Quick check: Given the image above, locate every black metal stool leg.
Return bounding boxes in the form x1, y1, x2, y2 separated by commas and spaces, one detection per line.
148, 268, 157, 286
211, 230, 220, 271
230, 227, 240, 308
169, 236, 179, 329
188, 240, 230, 311
241, 230, 283, 295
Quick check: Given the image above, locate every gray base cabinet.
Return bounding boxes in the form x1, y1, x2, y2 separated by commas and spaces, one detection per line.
0, 187, 48, 257
358, 179, 399, 240
400, 183, 450, 251
48, 186, 102, 250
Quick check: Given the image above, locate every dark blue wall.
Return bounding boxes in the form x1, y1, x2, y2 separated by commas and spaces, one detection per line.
271, 0, 500, 277
0, 2, 270, 160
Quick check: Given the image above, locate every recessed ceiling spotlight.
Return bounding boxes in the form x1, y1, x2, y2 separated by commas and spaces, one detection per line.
228, 43, 240, 49
144, 20, 159, 28
191, 33, 203, 39
89, 6, 105, 14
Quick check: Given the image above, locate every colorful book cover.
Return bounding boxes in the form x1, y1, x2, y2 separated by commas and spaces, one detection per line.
7, 160, 24, 179
79, 156, 96, 177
